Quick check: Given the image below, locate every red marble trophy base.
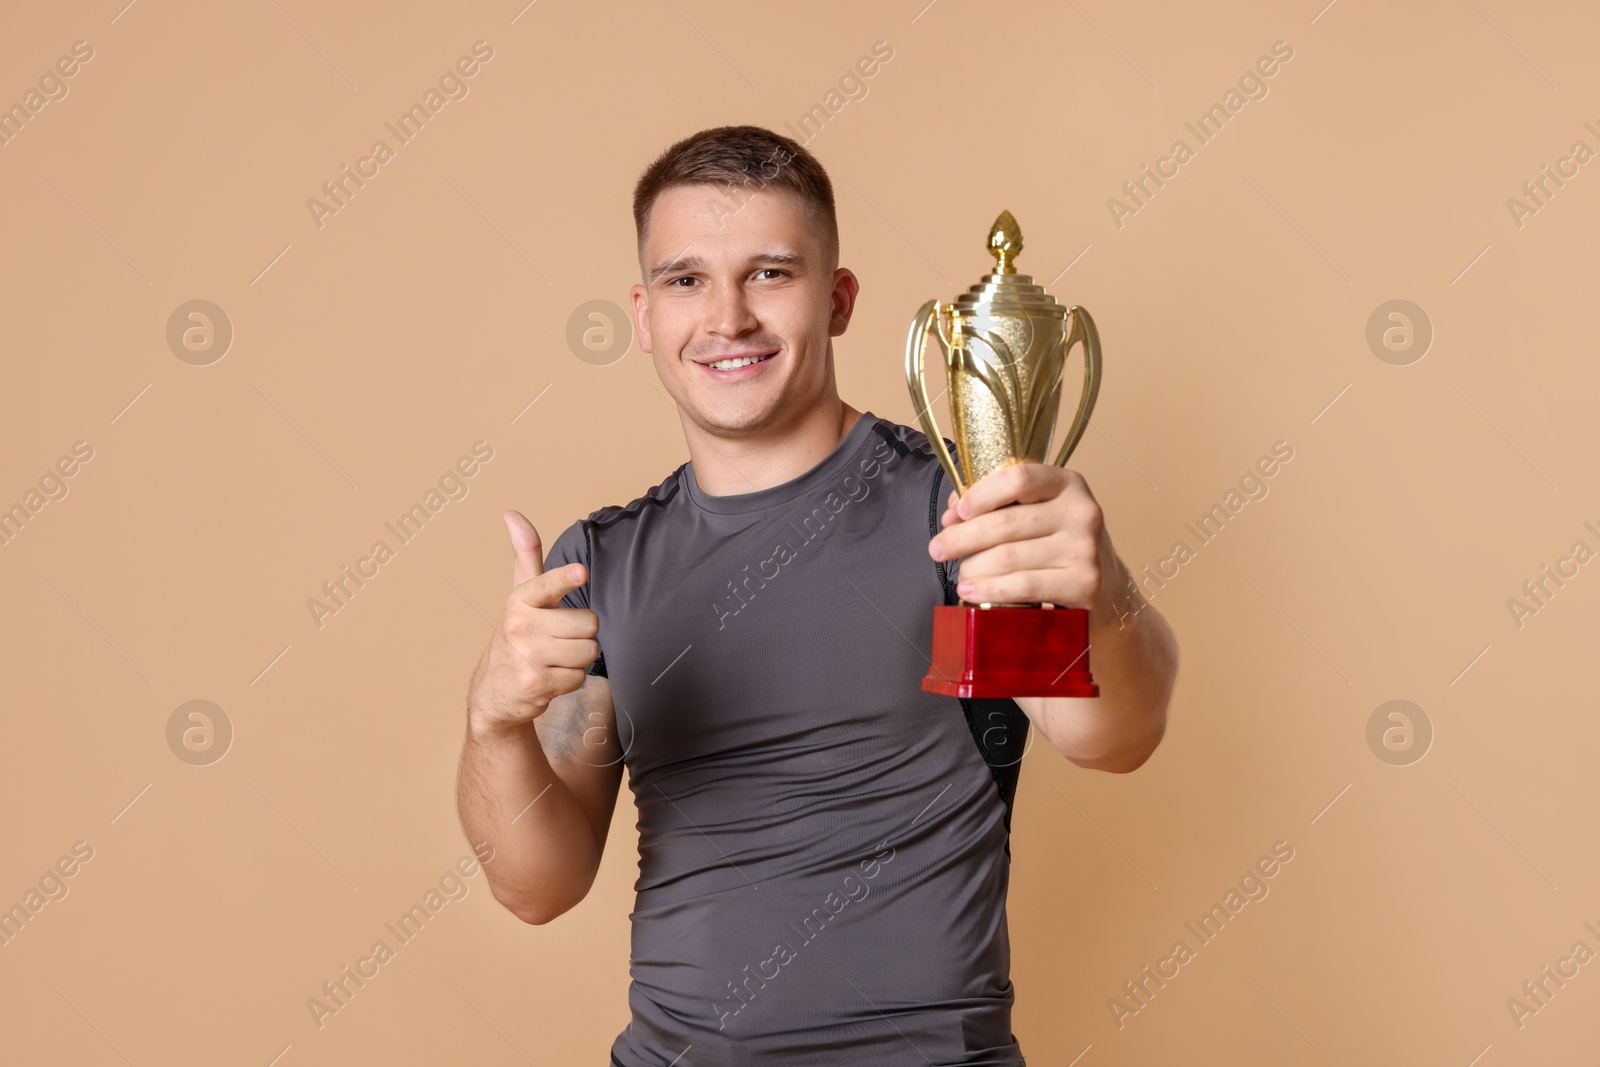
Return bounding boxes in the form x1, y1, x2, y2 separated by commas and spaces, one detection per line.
921, 604, 1099, 699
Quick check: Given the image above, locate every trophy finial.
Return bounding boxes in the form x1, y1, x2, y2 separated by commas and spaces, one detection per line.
987, 210, 1023, 275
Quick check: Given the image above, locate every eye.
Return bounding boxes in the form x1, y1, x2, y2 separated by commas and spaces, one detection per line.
755, 268, 788, 280
668, 275, 698, 288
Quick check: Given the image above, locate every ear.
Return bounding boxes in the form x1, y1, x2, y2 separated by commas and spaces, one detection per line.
630, 283, 653, 353
828, 268, 860, 337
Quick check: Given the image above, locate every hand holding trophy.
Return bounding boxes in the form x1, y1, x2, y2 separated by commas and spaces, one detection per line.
906, 210, 1103, 698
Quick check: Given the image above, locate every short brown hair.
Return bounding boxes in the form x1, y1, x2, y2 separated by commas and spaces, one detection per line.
632, 125, 838, 263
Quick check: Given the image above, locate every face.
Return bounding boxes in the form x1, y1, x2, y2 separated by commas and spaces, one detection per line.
632, 184, 858, 438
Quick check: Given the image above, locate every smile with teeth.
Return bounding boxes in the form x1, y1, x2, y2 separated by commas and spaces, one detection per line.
705, 352, 774, 370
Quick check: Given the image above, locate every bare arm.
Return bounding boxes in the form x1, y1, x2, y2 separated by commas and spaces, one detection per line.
1014, 558, 1177, 773
454, 511, 623, 925
458, 671, 622, 924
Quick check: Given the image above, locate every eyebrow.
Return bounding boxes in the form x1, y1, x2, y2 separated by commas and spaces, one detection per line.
755, 251, 806, 269
649, 252, 703, 282
648, 249, 807, 282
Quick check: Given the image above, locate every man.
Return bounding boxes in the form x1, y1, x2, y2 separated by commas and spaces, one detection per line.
457, 126, 1178, 1066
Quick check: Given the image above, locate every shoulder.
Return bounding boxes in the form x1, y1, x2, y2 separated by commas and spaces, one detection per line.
861, 416, 959, 493
587, 464, 686, 532
547, 465, 687, 561
543, 465, 686, 565
861, 417, 960, 604
542, 466, 687, 625
863, 415, 943, 462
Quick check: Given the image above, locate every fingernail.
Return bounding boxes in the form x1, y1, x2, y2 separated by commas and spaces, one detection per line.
957, 582, 974, 596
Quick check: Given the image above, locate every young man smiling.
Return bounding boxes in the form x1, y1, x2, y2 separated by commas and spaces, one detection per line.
456, 126, 1179, 1066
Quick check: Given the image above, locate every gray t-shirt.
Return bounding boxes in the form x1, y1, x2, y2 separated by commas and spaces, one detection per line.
545, 412, 1031, 1067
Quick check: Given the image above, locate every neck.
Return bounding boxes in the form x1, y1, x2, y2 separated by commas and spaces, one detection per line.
683, 397, 862, 497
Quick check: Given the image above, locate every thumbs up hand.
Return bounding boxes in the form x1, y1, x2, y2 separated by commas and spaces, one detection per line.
467, 511, 599, 735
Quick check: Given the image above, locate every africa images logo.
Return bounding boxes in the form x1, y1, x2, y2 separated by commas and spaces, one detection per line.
305, 441, 494, 629
305, 41, 495, 230
1106, 40, 1295, 229
712, 431, 900, 630
1108, 840, 1296, 1028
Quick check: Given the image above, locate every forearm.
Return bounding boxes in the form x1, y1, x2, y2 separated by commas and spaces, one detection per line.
1017, 569, 1178, 772
456, 714, 603, 924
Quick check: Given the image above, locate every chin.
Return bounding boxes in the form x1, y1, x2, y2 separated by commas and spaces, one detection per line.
684, 390, 793, 437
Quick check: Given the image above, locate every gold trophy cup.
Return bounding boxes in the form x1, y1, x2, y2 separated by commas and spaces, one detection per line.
906, 210, 1102, 698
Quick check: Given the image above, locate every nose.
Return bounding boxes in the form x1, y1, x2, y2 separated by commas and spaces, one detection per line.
707, 280, 759, 340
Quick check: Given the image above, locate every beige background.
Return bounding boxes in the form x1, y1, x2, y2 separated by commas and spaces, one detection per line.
3, 0, 1597, 1063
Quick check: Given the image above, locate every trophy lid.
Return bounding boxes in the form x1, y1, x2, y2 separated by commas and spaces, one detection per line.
952, 210, 1066, 318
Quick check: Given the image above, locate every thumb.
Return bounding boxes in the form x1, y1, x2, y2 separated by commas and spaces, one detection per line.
502, 511, 544, 587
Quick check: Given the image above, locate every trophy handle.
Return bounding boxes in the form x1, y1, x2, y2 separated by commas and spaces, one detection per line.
906, 299, 967, 495
1051, 306, 1102, 468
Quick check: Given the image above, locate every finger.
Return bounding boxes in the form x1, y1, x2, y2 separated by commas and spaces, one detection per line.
541, 607, 599, 640
544, 637, 600, 670
956, 567, 1088, 607
930, 502, 1055, 561
503, 511, 545, 587
534, 665, 588, 698
956, 463, 1063, 521
512, 561, 588, 610
958, 537, 1094, 584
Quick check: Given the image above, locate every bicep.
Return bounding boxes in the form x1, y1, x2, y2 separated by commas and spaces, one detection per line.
533, 674, 623, 853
